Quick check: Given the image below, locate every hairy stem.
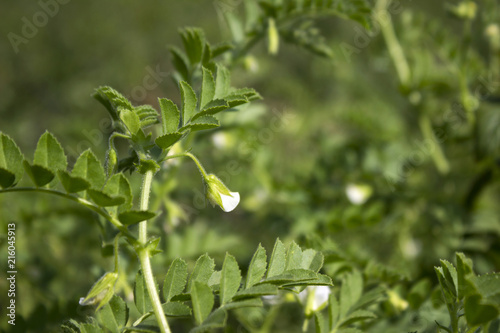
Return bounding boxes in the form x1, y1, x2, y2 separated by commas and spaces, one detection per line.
136, 170, 171, 333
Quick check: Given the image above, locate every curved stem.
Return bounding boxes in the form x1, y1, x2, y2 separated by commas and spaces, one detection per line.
0, 187, 136, 241
136, 170, 171, 333
183, 152, 209, 179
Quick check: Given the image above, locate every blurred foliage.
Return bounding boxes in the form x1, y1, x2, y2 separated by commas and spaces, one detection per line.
1, 0, 500, 332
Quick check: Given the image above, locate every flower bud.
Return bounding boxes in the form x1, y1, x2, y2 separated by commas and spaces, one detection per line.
79, 271, 118, 310
205, 174, 240, 212
268, 18, 279, 55
106, 147, 117, 177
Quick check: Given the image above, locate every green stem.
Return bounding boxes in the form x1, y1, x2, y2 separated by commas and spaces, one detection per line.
136, 170, 171, 333
183, 152, 209, 179
0, 187, 135, 241
419, 114, 450, 174
375, 0, 411, 88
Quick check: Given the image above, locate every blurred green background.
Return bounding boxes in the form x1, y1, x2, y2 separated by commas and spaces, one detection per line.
1, 0, 500, 332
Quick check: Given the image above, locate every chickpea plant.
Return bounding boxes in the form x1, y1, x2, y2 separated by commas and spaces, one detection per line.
2, 1, 500, 333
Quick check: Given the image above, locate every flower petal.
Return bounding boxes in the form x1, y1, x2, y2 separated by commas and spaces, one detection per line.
220, 191, 240, 212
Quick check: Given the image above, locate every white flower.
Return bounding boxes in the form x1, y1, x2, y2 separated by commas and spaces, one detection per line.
205, 174, 240, 212
298, 286, 331, 313
345, 183, 372, 205
219, 191, 240, 212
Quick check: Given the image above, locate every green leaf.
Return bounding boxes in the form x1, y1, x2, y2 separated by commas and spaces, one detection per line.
339, 310, 376, 327
0, 133, 24, 188
465, 294, 499, 327
220, 253, 242, 304
104, 173, 132, 215
200, 67, 215, 109
0, 169, 15, 189
159, 98, 180, 135
266, 238, 286, 278
329, 294, 340, 329
134, 270, 156, 314
435, 266, 456, 308
93, 86, 133, 121
456, 252, 474, 299
179, 27, 205, 66
234, 284, 278, 300
119, 108, 141, 135
208, 270, 221, 289
188, 254, 215, 292
190, 308, 227, 333
285, 241, 303, 270
163, 258, 188, 302
58, 170, 91, 193
214, 64, 230, 99
34, 131, 67, 173
23, 162, 55, 187
191, 100, 230, 121
155, 132, 183, 149
134, 105, 159, 128
440, 259, 458, 297
169, 46, 190, 82
162, 302, 191, 317
221, 298, 263, 311
315, 311, 326, 333
183, 116, 220, 132
97, 295, 128, 333
474, 273, 500, 300
260, 269, 317, 285
190, 281, 214, 325
145, 237, 162, 257
180, 81, 197, 124
79, 323, 105, 333
87, 189, 125, 207
283, 273, 332, 287
210, 42, 233, 59
301, 249, 324, 273
339, 270, 363, 318
117, 210, 156, 225
245, 244, 267, 289
351, 286, 386, 311
224, 94, 248, 108
72, 150, 106, 189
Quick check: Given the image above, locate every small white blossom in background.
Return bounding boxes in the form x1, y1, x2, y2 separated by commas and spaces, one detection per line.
243, 55, 259, 73
298, 286, 331, 313
345, 183, 373, 205
401, 237, 422, 259
211, 132, 236, 150
205, 174, 240, 212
